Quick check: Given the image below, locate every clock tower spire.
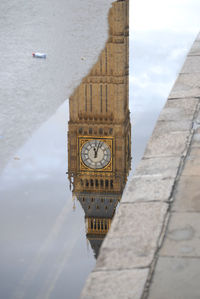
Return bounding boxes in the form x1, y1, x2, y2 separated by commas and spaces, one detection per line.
67, 0, 130, 258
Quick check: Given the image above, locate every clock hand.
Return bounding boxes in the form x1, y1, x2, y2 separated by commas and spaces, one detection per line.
93, 147, 97, 158
96, 141, 101, 154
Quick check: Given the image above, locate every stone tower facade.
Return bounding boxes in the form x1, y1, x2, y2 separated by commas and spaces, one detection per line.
68, 0, 130, 257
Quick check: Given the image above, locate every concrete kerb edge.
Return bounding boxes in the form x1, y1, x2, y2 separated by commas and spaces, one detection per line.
141, 97, 200, 299
81, 104, 198, 298
81, 34, 200, 299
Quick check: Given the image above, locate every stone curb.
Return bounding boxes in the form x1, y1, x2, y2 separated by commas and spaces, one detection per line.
81, 33, 200, 299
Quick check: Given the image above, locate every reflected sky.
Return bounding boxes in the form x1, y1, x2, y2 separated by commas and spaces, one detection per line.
130, 0, 200, 168
0, 103, 95, 299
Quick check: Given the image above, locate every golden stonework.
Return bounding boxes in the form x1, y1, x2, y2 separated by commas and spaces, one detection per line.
67, 0, 130, 258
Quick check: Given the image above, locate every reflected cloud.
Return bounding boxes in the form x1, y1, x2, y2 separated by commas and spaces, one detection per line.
130, 31, 197, 169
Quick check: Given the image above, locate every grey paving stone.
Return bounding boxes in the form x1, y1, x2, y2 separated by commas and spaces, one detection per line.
172, 175, 200, 212
160, 212, 200, 257
152, 120, 192, 134
182, 147, 200, 176
188, 146, 200, 157
181, 56, 200, 74
108, 202, 168, 238
135, 156, 181, 178
168, 73, 200, 99
81, 269, 149, 299
95, 203, 168, 270
196, 109, 200, 123
158, 98, 198, 121
191, 127, 200, 147
122, 176, 174, 203
144, 131, 189, 158
148, 257, 200, 299
188, 41, 200, 56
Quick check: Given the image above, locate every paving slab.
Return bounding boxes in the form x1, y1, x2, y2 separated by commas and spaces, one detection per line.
160, 212, 200, 257
81, 269, 149, 299
189, 146, 200, 156
152, 120, 192, 134
196, 109, 200, 123
172, 175, 200, 212
182, 147, 200, 176
95, 203, 168, 270
188, 41, 200, 56
158, 98, 198, 121
191, 127, 200, 147
144, 131, 189, 158
148, 257, 200, 299
106, 203, 168, 239
135, 156, 181, 178
122, 176, 174, 203
168, 73, 200, 99
180, 56, 200, 74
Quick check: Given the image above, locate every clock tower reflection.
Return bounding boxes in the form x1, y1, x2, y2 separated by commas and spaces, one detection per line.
67, 0, 130, 258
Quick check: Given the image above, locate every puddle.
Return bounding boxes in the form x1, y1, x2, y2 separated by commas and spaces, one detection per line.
0, 0, 198, 298
0, 1, 130, 298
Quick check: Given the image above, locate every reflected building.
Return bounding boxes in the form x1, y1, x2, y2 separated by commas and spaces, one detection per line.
68, 0, 130, 258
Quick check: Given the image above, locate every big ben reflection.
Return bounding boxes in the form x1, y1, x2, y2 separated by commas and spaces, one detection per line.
68, 0, 130, 258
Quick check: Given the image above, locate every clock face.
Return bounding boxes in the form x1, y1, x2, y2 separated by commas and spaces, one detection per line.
81, 140, 111, 169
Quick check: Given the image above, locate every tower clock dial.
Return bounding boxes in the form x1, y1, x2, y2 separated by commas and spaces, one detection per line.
81, 140, 111, 169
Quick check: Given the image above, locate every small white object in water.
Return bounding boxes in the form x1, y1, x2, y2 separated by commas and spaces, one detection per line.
32, 52, 46, 58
